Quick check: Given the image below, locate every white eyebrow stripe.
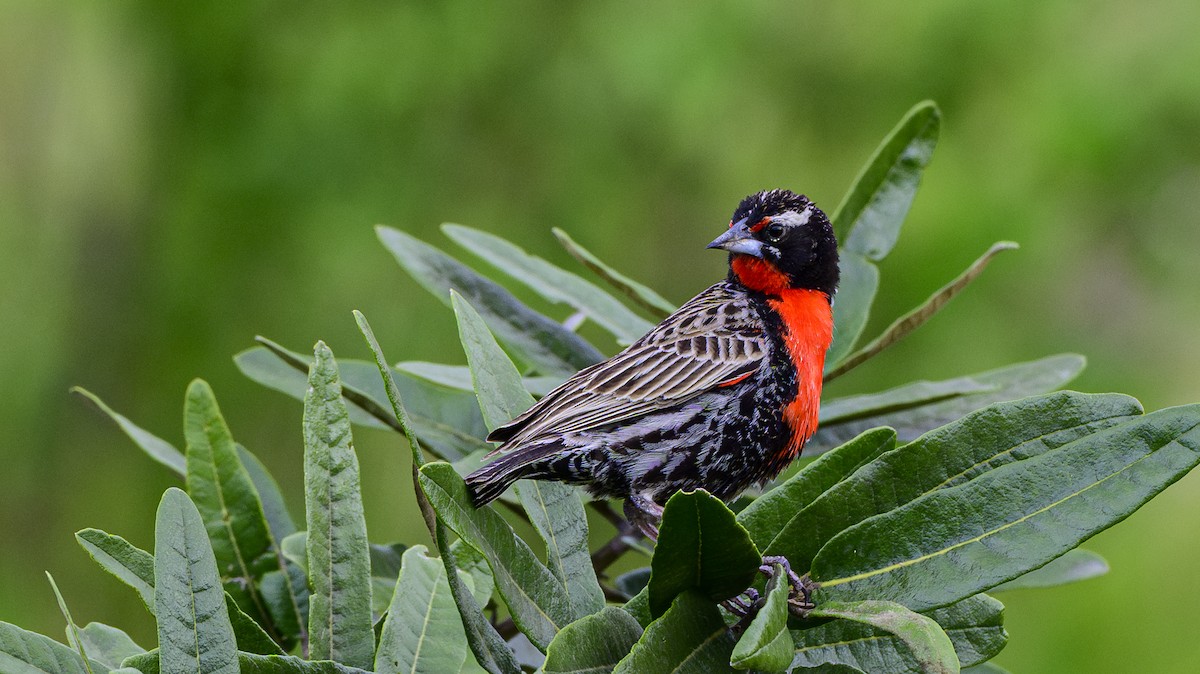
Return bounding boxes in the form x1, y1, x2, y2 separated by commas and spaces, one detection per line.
771, 207, 812, 228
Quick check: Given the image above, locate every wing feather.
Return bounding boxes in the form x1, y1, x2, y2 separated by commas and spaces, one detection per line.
487, 282, 767, 449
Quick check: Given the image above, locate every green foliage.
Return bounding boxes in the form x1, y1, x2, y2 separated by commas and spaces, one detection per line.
9, 101, 1199, 674
647, 490, 761, 618
303, 343, 375, 669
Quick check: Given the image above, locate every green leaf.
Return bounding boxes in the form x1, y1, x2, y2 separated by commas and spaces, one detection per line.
355, 311, 519, 674
120, 651, 374, 674
812, 404, 1200, 611
74, 528, 285, 656
394, 361, 562, 397
46, 573, 96, 674
236, 445, 308, 647
377, 225, 603, 376
236, 653, 373, 674
452, 291, 604, 619
648, 490, 761, 619
552, 228, 676, 318
236, 445, 297, 541
832, 101, 940, 259
418, 462, 574, 652
771, 392, 1141, 572
514, 481, 605, 619
154, 487, 238, 674
303, 342, 375, 669
925, 595, 1007, 668
236, 344, 491, 462
808, 354, 1088, 455
353, 311, 431, 469
280, 532, 307, 575
256, 567, 307, 653
72, 624, 145, 670
823, 251, 879, 369
0, 621, 102, 674
369, 542, 412, 621
72, 387, 186, 477
613, 591, 736, 674
375, 545, 481, 674
542, 607, 644, 674
76, 529, 156, 610
182, 380, 278, 639
818, 378, 995, 426
438, 527, 521, 674
825, 242, 1017, 381
962, 663, 1010, 674
803, 600, 959, 674
791, 594, 1004, 670
445, 224, 654, 344
613, 567, 651, 601
737, 428, 896, 550
991, 548, 1109, 592
729, 564, 792, 671
451, 291, 538, 427
448, 540, 495, 607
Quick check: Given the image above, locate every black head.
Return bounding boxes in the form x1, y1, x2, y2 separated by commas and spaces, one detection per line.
707, 189, 839, 297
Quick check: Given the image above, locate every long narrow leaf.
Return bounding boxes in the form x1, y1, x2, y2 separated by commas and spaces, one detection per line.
303, 342, 374, 668
804, 601, 959, 674
445, 224, 653, 344
236, 445, 308, 648
46, 573, 95, 674
832, 101, 941, 259
823, 251, 879, 369
825, 242, 1017, 382
375, 545, 482, 674
812, 404, 1200, 610
354, 312, 520, 674
418, 462, 575, 652
377, 225, 603, 376
0, 622, 101, 674
991, 548, 1108, 592
648, 490, 761, 619
72, 624, 145, 670
236, 343, 490, 461
75, 529, 155, 610
452, 292, 604, 619
613, 591, 736, 674
552, 228, 676, 318
71, 387, 186, 476
770, 392, 1142, 571
74, 528, 283, 655
808, 354, 1088, 455
542, 607, 643, 674
393, 361, 561, 397
439, 528, 521, 674
183, 380, 277, 639
154, 487, 238, 674
737, 428, 896, 550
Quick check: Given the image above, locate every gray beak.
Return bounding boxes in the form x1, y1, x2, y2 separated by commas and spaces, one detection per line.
706, 218, 765, 258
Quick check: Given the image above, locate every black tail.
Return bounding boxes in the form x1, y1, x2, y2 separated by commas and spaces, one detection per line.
464, 441, 564, 506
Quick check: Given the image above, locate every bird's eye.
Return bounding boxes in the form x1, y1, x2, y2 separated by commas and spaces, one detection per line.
765, 223, 786, 241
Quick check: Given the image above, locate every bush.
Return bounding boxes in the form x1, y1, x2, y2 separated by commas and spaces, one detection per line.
5, 102, 1198, 674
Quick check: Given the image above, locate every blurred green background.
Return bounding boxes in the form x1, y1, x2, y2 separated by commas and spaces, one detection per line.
2, 1, 1198, 670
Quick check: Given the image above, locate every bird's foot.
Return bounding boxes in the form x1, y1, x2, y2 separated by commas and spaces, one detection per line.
721, 587, 762, 620
623, 492, 663, 541
761, 555, 815, 617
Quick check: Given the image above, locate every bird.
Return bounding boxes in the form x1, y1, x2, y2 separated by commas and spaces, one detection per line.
465, 189, 839, 538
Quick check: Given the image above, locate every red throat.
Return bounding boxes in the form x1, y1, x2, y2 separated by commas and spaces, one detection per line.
730, 255, 792, 295
767, 287, 833, 469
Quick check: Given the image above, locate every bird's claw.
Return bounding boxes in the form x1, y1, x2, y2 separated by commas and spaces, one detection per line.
624, 492, 664, 541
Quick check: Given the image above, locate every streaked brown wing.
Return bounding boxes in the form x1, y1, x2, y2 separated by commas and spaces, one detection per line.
489, 282, 766, 447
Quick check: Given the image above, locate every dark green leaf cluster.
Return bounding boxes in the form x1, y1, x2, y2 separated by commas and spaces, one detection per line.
7, 101, 1199, 674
